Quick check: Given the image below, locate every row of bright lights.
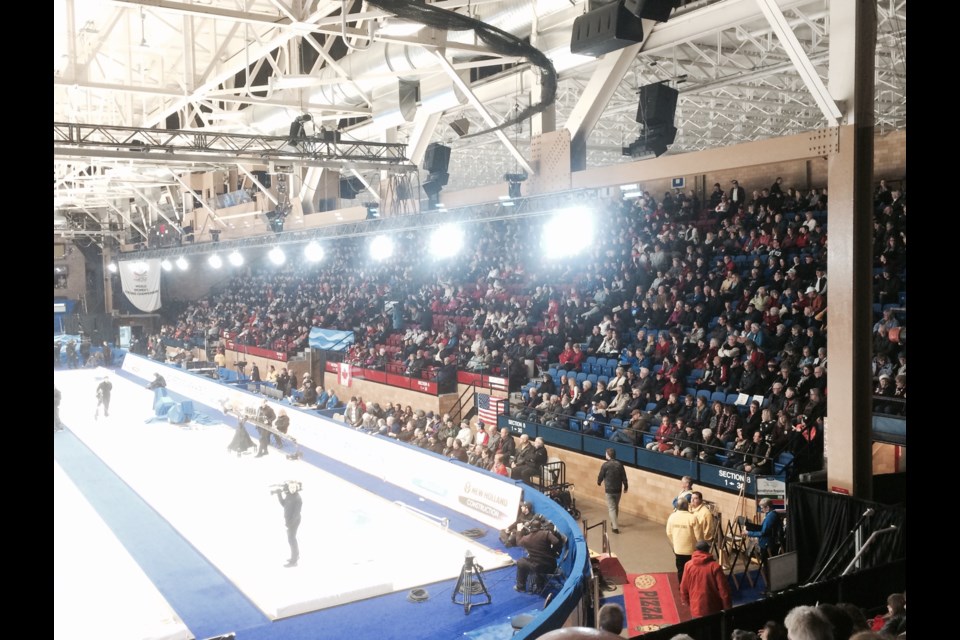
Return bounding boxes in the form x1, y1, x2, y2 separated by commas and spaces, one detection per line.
108, 209, 594, 272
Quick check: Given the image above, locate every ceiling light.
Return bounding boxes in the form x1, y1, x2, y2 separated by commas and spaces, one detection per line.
304, 241, 324, 262
268, 247, 286, 265
430, 225, 464, 259
370, 234, 394, 260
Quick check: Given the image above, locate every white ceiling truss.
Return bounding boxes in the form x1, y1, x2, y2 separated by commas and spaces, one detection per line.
54, 0, 906, 233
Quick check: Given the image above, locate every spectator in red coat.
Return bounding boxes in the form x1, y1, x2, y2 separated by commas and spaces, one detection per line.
679, 540, 732, 617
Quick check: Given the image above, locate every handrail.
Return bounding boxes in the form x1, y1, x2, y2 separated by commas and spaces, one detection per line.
449, 383, 476, 423
841, 525, 899, 576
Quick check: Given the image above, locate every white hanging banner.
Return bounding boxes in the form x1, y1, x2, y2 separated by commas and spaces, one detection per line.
118, 259, 162, 312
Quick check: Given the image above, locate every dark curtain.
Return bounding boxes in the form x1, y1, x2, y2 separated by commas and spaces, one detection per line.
787, 479, 906, 583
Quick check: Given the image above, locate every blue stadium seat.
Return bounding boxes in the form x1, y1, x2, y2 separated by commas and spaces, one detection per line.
587, 374, 598, 385
598, 375, 609, 386
725, 393, 740, 406
710, 391, 727, 405
585, 356, 598, 368
610, 418, 622, 429
685, 387, 697, 399
774, 451, 795, 475
697, 389, 712, 402
645, 402, 658, 412
576, 372, 587, 383
571, 412, 586, 432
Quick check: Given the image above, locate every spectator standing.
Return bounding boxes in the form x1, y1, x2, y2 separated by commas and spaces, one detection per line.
679, 540, 731, 617
666, 498, 698, 582
597, 448, 628, 534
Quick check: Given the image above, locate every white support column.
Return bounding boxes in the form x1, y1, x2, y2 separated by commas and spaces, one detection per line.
564, 43, 643, 170
754, 0, 842, 125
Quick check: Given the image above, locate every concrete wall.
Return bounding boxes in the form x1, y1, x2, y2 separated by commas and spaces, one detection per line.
617, 130, 905, 203
551, 446, 749, 528
544, 439, 906, 528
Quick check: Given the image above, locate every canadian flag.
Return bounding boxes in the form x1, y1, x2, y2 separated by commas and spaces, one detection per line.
339, 362, 352, 387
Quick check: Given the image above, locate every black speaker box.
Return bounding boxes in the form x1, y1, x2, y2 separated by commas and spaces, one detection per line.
251, 170, 271, 189
570, 0, 644, 58
422, 172, 449, 196
423, 143, 451, 174
636, 83, 678, 127
339, 176, 365, 199
633, 0, 681, 22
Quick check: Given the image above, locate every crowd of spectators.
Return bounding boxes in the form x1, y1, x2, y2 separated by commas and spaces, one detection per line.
328, 396, 549, 482
159, 175, 905, 476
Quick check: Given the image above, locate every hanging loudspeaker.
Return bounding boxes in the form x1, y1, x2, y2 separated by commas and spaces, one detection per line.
423, 143, 451, 174
632, 0, 682, 22
570, 0, 644, 58
636, 83, 678, 127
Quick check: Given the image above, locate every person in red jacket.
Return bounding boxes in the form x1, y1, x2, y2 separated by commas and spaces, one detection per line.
679, 540, 732, 618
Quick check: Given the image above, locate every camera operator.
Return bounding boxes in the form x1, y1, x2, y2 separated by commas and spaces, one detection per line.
500, 501, 541, 547
515, 518, 561, 593
273, 481, 302, 567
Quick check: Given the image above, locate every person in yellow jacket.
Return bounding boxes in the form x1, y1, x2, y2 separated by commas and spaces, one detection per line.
666, 497, 699, 583
689, 492, 716, 544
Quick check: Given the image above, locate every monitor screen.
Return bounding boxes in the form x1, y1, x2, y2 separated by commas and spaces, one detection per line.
767, 551, 798, 592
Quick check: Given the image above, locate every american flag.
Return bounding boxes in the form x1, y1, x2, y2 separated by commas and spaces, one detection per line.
476, 393, 508, 426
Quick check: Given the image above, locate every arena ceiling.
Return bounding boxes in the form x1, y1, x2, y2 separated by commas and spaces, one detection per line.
53, 0, 906, 242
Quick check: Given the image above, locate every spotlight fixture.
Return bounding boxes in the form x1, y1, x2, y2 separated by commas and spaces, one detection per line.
161, 259, 173, 271
176, 256, 189, 271
228, 250, 244, 267
265, 208, 288, 233
208, 254, 223, 269
504, 172, 527, 200
107, 262, 118, 273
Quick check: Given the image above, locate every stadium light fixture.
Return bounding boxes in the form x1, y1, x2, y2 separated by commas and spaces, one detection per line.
304, 240, 324, 262
430, 224, 464, 259
208, 254, 223, 269
228, 250, 244, 267
370, 234, 394, 260
268, 246, 286, 265
176, 256, 190, 271
541, 207, 595, 259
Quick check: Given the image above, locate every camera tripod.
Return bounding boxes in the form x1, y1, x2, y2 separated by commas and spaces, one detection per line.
451, 551, 491, 614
